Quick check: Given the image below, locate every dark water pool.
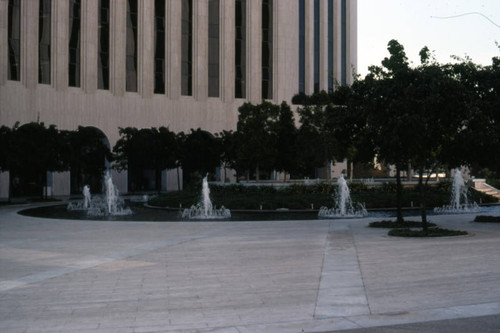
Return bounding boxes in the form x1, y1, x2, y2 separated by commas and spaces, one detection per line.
19, 202, 498, 222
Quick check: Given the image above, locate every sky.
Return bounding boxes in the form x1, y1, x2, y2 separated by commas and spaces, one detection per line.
358, 0, 500, 76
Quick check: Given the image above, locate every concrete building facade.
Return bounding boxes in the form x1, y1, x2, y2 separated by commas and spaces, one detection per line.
0, 0, 357, 198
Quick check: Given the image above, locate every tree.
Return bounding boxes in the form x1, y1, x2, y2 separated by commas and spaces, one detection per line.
65, 126, 112, 193
0, 126, 12, 173
353, 40, 415, 223
216, 130, 238, 182
274, 101, 298, 177
450, 53, 500, 176
113, 127, 179, 192
9, 122, 68, 198
295, 94, 348, 179
235, 102, 279, 181
179, 128, 221, 184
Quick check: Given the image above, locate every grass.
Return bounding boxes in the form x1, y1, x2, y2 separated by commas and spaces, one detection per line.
388, 227, 468, 237
474, 215, 500, 223
369, 220, 437, 228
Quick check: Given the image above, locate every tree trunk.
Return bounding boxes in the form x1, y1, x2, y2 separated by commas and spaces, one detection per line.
395, 164, 404, 223
177, 167, 181, 192
155, 168, 162, 193
418, 169, 428, 234
256, 164, 260, 182
41, 171, 48, 199
8, 171, 12, 204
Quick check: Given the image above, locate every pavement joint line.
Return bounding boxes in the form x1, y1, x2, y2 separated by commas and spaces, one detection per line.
0, 226, 224, 293
314, 221, 370, 318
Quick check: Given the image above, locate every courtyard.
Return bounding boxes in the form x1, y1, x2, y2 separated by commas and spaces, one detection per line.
1, 203, 500, 332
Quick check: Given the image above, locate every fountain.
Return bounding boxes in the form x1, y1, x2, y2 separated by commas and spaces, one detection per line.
434, 169, 480, 214
318, 174, 368, 218
67, 171, 132, 216
182, 176, 231, 220
83, 185, 91, 209
66, 185, 92, 211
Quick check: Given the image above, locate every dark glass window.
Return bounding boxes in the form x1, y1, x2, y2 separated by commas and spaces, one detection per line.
341, 0, 346, 85
126, 0, 138, 92
313, 0, 319, 93
154, 0, 165, 94
98, 0, 110, 90
328, 0, 333, 92
235, 0, 246, 98
208, 0, 220, 97
69, 0, 81, 87
181, 0, 193, 96
261, 0, 272, 99
39, 0, 51, 84
298, 0, 305, 93
8, 0, 21, 81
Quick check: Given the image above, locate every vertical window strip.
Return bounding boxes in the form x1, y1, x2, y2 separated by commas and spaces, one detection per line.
208, 0, 220, 98
181, 0, 193, 96
261, 0, 272, 99
69, 0, 81, 87
154, 0, 165, 94
39, 0, 52, 84
126, 0, 138, 92
313, 0, 319, 93
328, 0, 333, 92
8, 0, 21, 81
341, 0, 346, 85
298, 0, 305, 94
234, 0, 246, 98
98, 0, 110, 90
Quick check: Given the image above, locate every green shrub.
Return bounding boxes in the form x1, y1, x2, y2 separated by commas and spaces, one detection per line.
474, 215, 500, 223
380, 182, 398, 193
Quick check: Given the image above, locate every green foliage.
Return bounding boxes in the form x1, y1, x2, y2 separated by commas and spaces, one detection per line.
275, 102, 298, 174
149, 183, 458, 210
388, 227, 468, 237
7, 122, 70, 197
235, 102, 280, 180
0, 125, 12, 172
179, 128, 221, 184
65, 126, 112, 193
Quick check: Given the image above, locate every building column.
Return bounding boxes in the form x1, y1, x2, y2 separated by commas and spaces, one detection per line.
52, 171, 70, 197
319, 0, 328, 91
139, 1, 154, 98
22, 0, 38, 90
0, 1, 7, 86
82, 0, 98, 94
53, 0, 69, 91
332, 0, 342, 86
0, 172, 9, 201
167, 0, 182, 99
247, 0, 261, 103
274, 0, 299, 103
220, 0, 235, 103
110, 0, 126, 96
194, 0, 208, 101
346, 0, 357, 84
304, 0, 314, 95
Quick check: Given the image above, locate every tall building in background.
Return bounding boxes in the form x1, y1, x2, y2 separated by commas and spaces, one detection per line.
0, 0, 357, 197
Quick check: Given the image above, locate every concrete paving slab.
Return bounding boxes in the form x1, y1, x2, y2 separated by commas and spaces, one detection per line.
1, 203, 500, 332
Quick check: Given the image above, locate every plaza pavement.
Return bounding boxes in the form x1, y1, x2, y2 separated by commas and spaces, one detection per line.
1, 202, 500, 332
